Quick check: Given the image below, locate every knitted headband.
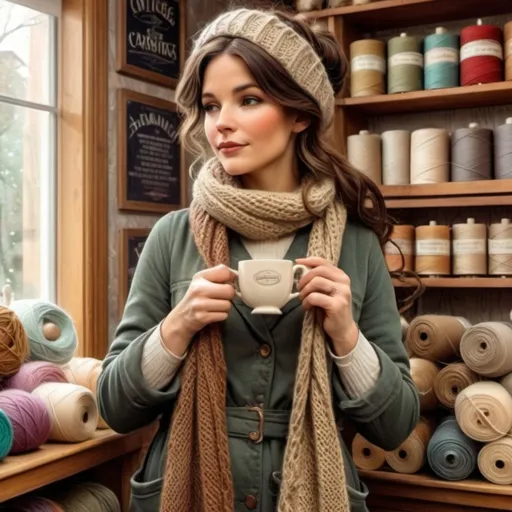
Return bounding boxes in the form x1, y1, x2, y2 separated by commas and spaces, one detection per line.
193, 8, 335, 129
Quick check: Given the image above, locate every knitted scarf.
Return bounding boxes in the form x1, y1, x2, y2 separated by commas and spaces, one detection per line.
159, 158, 349, 512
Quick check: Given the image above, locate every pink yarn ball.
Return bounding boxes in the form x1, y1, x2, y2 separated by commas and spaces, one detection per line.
4, 361, 67, 393
0, 389, 51, 454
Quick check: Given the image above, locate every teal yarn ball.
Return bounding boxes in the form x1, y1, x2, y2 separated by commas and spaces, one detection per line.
9, 300, 78, 365
0, 408, 13, 460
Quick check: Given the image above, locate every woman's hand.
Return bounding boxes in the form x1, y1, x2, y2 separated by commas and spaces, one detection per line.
296, 257, 359, 356
161, 265, 236, 356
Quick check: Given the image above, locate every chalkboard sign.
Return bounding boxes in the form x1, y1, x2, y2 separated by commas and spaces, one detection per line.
117, 89, 186, 213
116, 0, 185, 87
118, 228, 151, 317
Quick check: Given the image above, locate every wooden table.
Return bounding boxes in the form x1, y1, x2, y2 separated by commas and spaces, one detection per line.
0, 428, 151, 509
361, 469, 512, 511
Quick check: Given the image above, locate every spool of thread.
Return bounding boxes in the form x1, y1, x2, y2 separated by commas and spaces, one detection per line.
452, 218, 487, 276
411, 129, 450, 184
501, 372, 512, 396
9, 300, 78, 365
427, 416, 479, 481
352, 433, 386, 470
0, 389, 51, 454
460, 322, 512, 378
388, 32, 423, 94
347, 130, 382, 185
350, 39, 386, 97
407, 315, 469, 362
400, 315, 410, 343
32, 382, 98, 442
478, 437, 512, 485
424, 27, 460, 90
3, 361, 67, 393
434, 363, 481, 409
382, 130, 410, 185
384, 224, 414, 272
0, 408, 13, 460
62, 357, 109, 429
455, 381, 512, 442
48, 482, 121, 512
0, 305, 29, 380
505, 21, 512, 81
385, 417, 435, 474
415, 221, 451, 276
488, 218, 512, 276
460, 19, 503, 86
410, 357, 440, 412
451, 122, 493, 182
494, 118, 512, 180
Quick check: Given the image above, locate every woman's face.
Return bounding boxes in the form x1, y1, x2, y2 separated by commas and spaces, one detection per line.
201, 53, 308, 186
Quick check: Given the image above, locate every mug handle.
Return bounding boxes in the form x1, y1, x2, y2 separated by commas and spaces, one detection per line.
289, 264, 310, 300
228, 267, 243, 299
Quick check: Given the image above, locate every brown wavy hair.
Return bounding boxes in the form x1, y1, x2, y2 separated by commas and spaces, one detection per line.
176, 9, 423, 311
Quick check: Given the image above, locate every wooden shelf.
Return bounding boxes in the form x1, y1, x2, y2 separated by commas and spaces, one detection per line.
360, 470, 512, 510
302, 0, 512, 32
337, 81, 512, 116
379, 180, 512, 208
0, 428, 148, 504
393, 277, 511, 288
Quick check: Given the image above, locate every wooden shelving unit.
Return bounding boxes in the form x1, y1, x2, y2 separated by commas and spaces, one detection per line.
301, 1, 512, 510
393, 277, 511, 288
0, 428, 150, 507
361, 470, 512, 511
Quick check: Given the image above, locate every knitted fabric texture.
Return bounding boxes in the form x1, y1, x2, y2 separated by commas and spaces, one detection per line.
192, 8, 335, 130
159, 158, 350, 512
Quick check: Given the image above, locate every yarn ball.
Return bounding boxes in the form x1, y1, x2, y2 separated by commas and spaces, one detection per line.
51, 482, 121, 512
0, 305, 29, 380
0, 389, 51, 454
0, 408, 13, 460
4, 361, 68, 393
9, 300, 78, 365
7, 496, 63, 511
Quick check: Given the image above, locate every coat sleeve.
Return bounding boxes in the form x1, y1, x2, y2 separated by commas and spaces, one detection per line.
332, 232, 420, 451
97, 214, 181, 434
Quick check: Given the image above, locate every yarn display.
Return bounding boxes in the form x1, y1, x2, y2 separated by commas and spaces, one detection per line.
0, 305, 29, 381
9, 300, 78, 365
0, 389, 51, 454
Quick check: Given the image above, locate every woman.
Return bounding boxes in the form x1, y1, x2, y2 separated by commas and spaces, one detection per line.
98, 8, 420, 512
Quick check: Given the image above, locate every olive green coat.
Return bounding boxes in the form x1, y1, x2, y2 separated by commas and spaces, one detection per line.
97, 209, 420, 512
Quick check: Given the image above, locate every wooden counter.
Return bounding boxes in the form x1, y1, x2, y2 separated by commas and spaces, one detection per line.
0, 428, 150, 508
361, 469, 512, 511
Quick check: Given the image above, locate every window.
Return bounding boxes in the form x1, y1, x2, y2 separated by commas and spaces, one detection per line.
0, 0, 59, 302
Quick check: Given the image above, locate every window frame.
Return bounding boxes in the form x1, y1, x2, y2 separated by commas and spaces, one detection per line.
58, 0, 108, 359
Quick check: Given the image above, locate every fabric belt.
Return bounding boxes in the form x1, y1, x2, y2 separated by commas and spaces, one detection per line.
225, 406, 290, 443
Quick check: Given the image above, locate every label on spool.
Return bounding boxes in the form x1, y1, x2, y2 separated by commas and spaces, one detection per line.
460, 39, 503, 61
425, 47, 459, 66
453, 239, 486, 255
489, 239, 512, 254
351, 55, 386, 73
389, 52, 424, 68
385, 239, 413, 255
416, 239, 450, 255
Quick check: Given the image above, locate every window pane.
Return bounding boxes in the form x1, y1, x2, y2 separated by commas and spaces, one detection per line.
0, 0, 55, 106
0, 103, 55, 300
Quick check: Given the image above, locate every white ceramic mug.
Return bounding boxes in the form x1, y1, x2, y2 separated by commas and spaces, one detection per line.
230, 259, 309, 315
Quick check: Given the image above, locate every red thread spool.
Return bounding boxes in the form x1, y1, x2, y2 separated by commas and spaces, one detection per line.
460, 20, 503, 86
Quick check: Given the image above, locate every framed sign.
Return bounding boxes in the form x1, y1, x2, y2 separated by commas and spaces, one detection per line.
118, 228, 151, 316
117, 88, 186, 214
116, 0, 186, 87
